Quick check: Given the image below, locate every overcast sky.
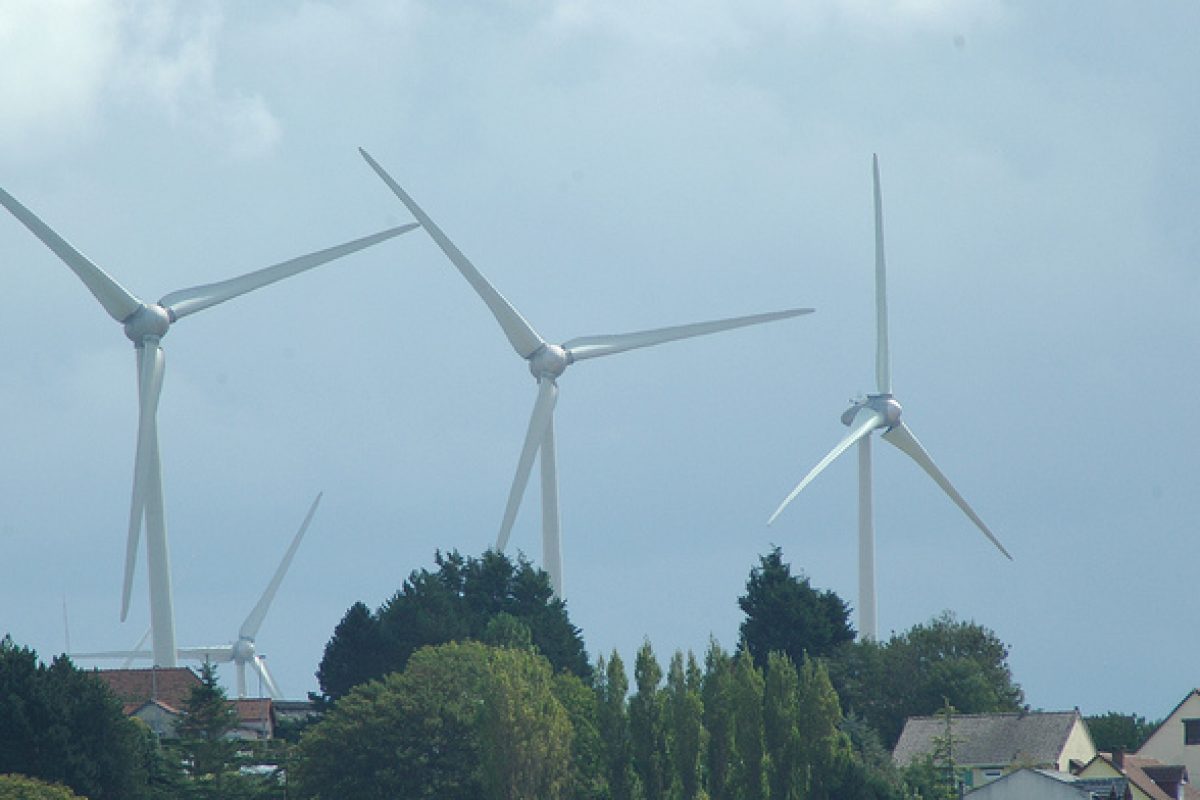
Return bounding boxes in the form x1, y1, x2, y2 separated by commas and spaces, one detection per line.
1, 0, 1197, 720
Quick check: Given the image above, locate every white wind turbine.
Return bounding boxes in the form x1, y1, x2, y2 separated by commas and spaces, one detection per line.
0, 186, 416, 667
767, 155, 1011, 641
74, 493, 322, 699
359, 148, 813, 597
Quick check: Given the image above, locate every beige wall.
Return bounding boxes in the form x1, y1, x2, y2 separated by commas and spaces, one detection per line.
1058, 718, 1098, 772
1138, 691, 1200, 778
1077, 758, 1155, 800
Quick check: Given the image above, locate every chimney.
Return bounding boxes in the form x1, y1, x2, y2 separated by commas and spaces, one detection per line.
1112, 749, 1125, 769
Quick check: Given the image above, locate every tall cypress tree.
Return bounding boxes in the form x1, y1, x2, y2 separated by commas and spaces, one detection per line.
795, 658, 851, 800
665, 651, 704, 800
702, 641, 735, 800
630, 642, 668, 800
763, 653, 802, 800
597, 651, 639, 800
730, 649, 767, 800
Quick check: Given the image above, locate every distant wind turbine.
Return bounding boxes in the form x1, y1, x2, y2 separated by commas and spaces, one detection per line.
359, 148, 813, 596
73, 493, 323, 699
0, 186, 415, 667
767, 155, 1011, 641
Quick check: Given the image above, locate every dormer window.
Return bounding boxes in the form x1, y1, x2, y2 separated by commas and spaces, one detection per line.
1183, 718, 1200, 746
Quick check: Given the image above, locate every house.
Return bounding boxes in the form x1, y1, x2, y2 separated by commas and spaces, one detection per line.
963, 768, 1129, 799
1139, 691, 1200, 782
92, 666, 202, 737
1078, 751, 1200, 800
893, 709, 1097, 792
90, 667, 276, 740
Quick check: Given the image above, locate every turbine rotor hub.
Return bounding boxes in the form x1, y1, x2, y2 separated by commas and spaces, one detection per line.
123, 304, 171, 344
232, 638, 256, 663
867, 393, 903, 427
528, 344, 571, 379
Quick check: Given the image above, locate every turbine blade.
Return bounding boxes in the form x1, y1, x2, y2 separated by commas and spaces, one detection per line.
881, 422, 1012, 559
564, 308, 813, 362
540, 418, 563, 596
358, 148, 546, 358
177, 646, 235, 662
69, 649, 152, 660
873, 155, 891, 395
123, 627, 152, 668
497, 378, 558, 551
122, 343, 165, 620
252, 655, 282, 700
158, 225, 417, 320
239, 492, 322, 640
768, 407, 884, 525
0, 186, 143, 322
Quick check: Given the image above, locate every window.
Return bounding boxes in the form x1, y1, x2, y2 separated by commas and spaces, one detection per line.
1184, 718, 1200, 745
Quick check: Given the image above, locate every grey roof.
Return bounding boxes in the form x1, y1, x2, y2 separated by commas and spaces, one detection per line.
893, 710, 1086, 768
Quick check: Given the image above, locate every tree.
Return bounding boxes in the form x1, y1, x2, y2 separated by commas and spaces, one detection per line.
763, 653, 802, 800
295, 641, 576, 800
1085, 711, 1158, 752
0, 637, 150, 800
0, 775, 86, 800
316, 549, 590, 701
175, 662, 239, 780
552, 671, 609, 800
666, 651, 704, 800
830, 612, 1023, 748
702, 641, 735, 800
630, 641, 668, 800
795, 658, 853, 800
596, 652, 639, 800
729, 649, 767, 800
737, 548, 854, 671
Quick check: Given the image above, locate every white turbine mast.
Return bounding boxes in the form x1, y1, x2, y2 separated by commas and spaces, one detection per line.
72, 493, 323, 699
0, 185, 415, 667
767, 154, 1011, 641
359, 148, 813, 597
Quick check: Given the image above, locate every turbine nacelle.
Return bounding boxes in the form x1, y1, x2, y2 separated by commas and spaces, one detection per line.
841, 393, 903, 429
232, 637, 256, 663
528, 343, 572, 380
123, 304, 172, 343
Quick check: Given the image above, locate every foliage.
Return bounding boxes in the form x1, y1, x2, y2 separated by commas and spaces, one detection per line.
701, 642, 735, 800
596, 651, 639, 800
0, 636, 152, 800
737, 547, 855, 671
316, 549, 590, 701
295, 641, 576, 800
831, 611, 1024, 747
1085, 711, 1159, 752
630, 641, 668, 800
666, 651, 704, 800
729, 648, 767, 800
0, 775, 86, 800
552, 671, 609, 800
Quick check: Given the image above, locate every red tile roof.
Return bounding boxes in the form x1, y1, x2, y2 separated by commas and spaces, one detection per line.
91, 667, 201, 711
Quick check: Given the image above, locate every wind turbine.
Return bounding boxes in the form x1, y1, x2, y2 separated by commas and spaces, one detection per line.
0, 186, 416, 667
359, 148, 813, 597
73, 493, 323, 699
767, 155, 1011, 641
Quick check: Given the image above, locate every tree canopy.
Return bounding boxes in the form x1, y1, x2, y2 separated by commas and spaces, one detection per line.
0, 637, 151, 800
737, 547, 855, 670
316, 549, 590, 701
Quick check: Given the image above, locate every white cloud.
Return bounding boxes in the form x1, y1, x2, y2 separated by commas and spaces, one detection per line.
0, 0, 281, 160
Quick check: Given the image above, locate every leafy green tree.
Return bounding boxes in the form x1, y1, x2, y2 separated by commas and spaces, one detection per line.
666, 652, 704, 800
833, 612, 1023, 747
596, 652, 639, 800
763, 653, 802, 800
317, 550, 590, 701
795, 658, 853, 800
702, 642, 735, 800
631, 642, 668, 800
737, 548, 854, 671
0, 775, 86, 800
296, 641, 577, 800
0, 637, 149, 800
1085, 711, 1158, 752
553, 671, 609, 800
729, 649, 766, 800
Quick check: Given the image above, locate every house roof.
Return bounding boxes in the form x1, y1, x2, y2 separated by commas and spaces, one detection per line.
893, 710, 1085, 768
234, 698, 273, 725
967, 769, 1128, 799
1090, 752, 1200, 800
91, 667, 201, 711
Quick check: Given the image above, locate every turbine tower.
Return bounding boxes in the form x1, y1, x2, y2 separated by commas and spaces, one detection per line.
0, 186, 415, 666
74, 493, 322, 699
359, 148, 813, 596
767, 155, 1011, 641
